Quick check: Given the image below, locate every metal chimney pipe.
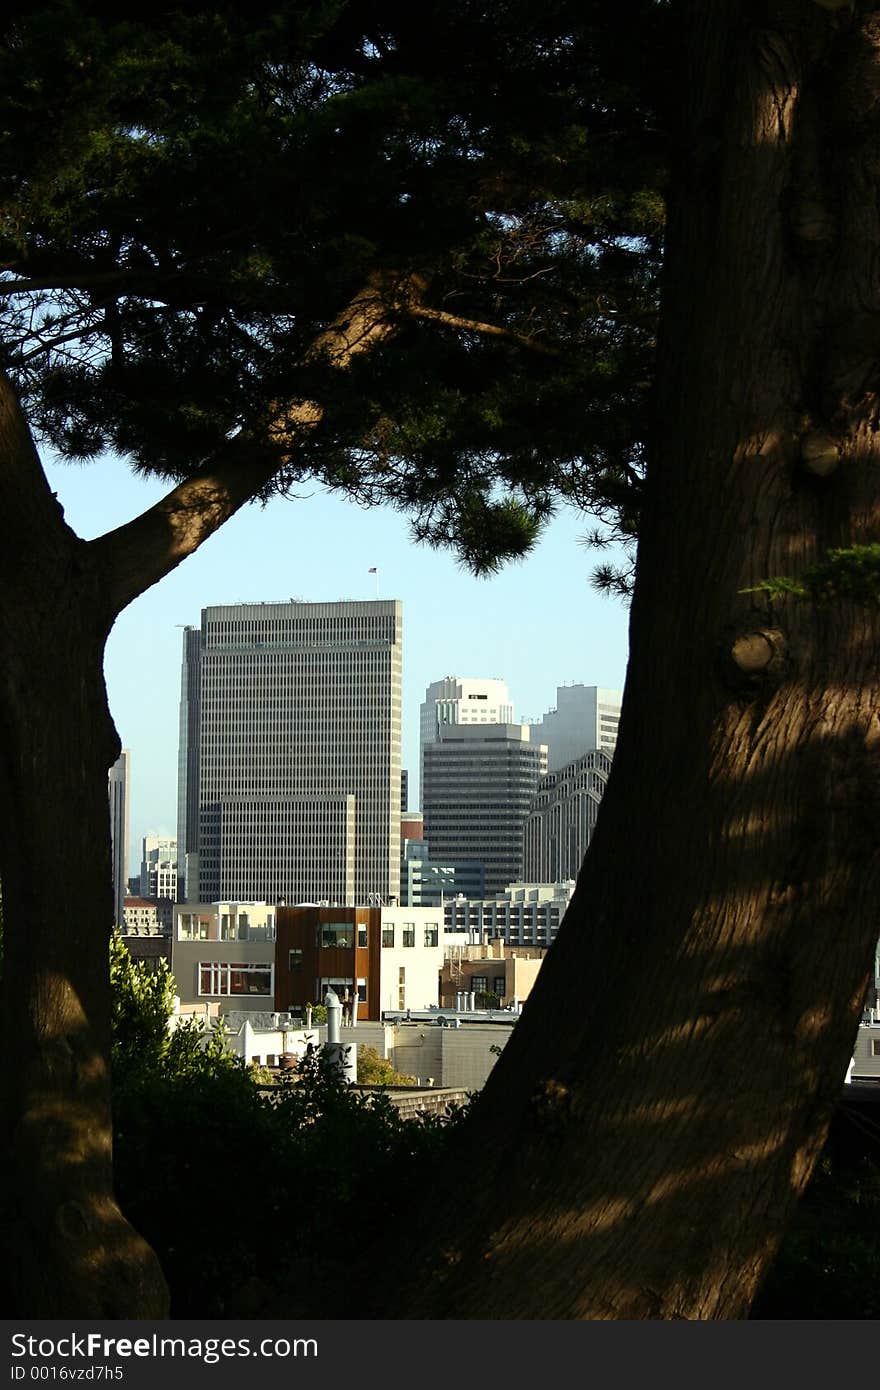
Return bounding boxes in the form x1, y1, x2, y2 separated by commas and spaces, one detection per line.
323, 988, 356, 1082
325, 988, 342, 1044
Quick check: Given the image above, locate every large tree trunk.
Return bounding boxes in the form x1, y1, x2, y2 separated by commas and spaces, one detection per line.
384, 3, 880, 1320
0, 388, 169, 1316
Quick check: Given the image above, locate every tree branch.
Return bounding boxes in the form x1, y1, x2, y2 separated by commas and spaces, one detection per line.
18, 268, 546, 620
88, 274, 405, 617
0, 369, 79, 583
16, 323, 105, 364
0, 270, 159, 298
406, 301, 561, 356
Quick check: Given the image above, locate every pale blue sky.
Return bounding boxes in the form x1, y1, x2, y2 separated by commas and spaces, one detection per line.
43, 452, 631, 874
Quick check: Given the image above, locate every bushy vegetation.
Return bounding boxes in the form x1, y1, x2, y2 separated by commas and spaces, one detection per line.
110, 937, 468, 1316
356, 1043, 417, 1087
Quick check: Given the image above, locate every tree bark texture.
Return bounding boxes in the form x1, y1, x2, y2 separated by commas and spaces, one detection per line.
384, 2, 880, 1320
0, 380, 169, 1315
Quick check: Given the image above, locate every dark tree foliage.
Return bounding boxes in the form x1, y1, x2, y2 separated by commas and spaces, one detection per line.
108, 933, 466, 1316
113, 1035, 470, 1318
753, 1100, 880, 1321
0, 0, 667, 569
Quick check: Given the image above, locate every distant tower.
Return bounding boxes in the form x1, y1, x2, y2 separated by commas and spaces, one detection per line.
140, 834, 178, 901
108, 749, 130, 927
419, 676, 514, 804
523, 749, 613, 882
177, 625, 202, 900
178, 599, 402, 905
531, 684, 622, 770
422, 723, 547, 896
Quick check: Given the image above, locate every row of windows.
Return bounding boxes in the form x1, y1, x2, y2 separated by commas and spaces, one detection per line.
198, 962, 274, 996
463, 976, 506, 996
318, 977, 367, 1003
178, 915, 276, 942
286, 922, 439, 964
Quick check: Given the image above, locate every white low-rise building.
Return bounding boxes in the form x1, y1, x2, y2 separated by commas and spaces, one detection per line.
849, 1014, 880, 1082
443, 880, 576, 948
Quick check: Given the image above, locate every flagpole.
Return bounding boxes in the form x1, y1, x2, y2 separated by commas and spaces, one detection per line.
368, 567, 379, 597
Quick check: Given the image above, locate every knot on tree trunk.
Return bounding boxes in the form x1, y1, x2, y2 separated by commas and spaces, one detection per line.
788, 197, 837, 247
725, 627, 789, 688
527, 1077, 573, 1136
800, 429, 841, 476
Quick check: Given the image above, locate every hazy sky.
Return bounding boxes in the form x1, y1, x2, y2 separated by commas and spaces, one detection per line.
43, 451, 631, 874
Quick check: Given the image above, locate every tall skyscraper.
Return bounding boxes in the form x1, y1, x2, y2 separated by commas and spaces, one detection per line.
531, 684, 622, 770
108, 749, 130, 927
177, 625, 202, 902
422, 723, 547, 896
178, 599, 402, 905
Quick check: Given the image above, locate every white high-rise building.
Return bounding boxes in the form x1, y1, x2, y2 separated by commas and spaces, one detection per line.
420, 676, 514, 747
108, 749, 130, 927
419, 676, 514, 801
178, 599, 402, 906
531, 684, 622, 770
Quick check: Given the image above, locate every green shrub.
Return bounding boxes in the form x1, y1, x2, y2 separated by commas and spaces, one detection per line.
356, 1043, 417, 1086
110, 944, 468, 1316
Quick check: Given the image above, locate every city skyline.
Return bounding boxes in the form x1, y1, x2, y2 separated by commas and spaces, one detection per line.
43, 449, 631, 874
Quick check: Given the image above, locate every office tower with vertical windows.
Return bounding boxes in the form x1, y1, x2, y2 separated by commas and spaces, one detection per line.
522, 748, 613, 883
178, 599, 402, 906
422, 723, 547, 897
419, 677, 514, 795
108, 749, 131, 927
177, 625, 202, 901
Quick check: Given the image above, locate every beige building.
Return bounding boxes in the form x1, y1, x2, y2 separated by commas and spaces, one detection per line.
139, 834, 178, 901
169, 1010, 515, 1093
123, 896, 162, 933
440, 940, 545, 1008
389, 1018, 517, 1090
849, 1017, 880, 1082
171, 901, 277, 1013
